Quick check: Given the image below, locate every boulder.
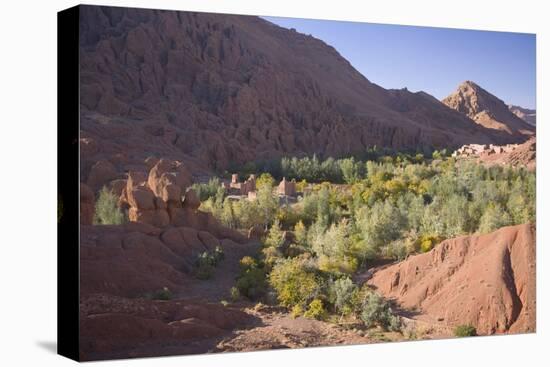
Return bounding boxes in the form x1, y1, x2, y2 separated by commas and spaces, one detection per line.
128, 207, 170, 227
108, 179, 127, 197
197, 231, 220, 250
182, 189, 200, 210
87, 160, 118, 190
127, 187, 155, 210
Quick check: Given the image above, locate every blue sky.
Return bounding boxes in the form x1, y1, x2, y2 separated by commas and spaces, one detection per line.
263, 17, 536, 109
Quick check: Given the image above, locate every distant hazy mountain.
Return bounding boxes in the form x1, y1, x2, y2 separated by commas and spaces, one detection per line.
442, 81, 534, 140
508, 105, 536, 126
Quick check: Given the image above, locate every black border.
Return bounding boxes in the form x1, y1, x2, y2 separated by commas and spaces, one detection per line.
57, 4, 80, 362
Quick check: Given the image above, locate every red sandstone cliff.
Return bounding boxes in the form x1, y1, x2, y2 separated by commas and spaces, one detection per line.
78, 6, 519, 178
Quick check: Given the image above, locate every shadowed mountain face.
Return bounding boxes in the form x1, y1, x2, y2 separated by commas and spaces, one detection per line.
509, 105, 536, 126
442, 81, 535, 138
79, 6, 521, 174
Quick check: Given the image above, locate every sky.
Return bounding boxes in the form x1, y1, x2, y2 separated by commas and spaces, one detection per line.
263, 16, 536, 109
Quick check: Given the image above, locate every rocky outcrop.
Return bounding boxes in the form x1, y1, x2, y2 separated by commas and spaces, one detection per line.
368, 224, 536, 335
86, 159, 119, 191
79, 221, 256, 360
79, 294, 253, 360
78, 6, 516, 177
117, 158, 246, 243
442, 81, 535, 140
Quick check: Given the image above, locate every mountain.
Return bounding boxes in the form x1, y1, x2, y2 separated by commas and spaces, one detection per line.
368, 224, 536, 335
442, 81, 535, 139
78, 6, 517, 177
509, 105, 536, 126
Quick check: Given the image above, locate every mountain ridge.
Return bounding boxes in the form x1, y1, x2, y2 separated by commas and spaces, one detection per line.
442, 80, 535, 138
78, 6, 526, 176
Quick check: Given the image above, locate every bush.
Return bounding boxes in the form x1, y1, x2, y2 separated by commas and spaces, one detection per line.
192, 177, 221, 201
360, 292, 401, 331
269, 257, 322, 308
94, 186, 126, 225
454, 324, 477, 337
329, 277, 358, 316
304, 299, 327, 320
150, 287, 173, 300
230, 286, 240, 302
419, 234, 444, 253
235, 256, 267, 300
194, 247, 225, 280
291, 304, 304, 318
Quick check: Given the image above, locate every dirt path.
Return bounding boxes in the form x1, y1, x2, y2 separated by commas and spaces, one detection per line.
177, 239, 262, 302
173, 240, 451, 354
214, 305, 385, 352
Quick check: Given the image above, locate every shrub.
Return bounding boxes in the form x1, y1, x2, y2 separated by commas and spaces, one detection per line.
151, 287, 173, 300
360, 292, 401, 331
194, 247, 225, 280
418, 234, 444, 253
304, 299, 327, 320
454, 324, 477, 337
230, 286, 240, 302
291, 304, 304, 318
329, 277, 358, 316
235, 256, 267, 300
192, 177, 221, 201
269, 257, 322, 308
264, 220, 286, 249
94, 186, 125, 225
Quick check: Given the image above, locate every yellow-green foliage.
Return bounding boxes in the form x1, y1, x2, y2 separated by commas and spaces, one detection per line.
235, 256, 267, 300
454, 324, 477, 337
94, 186, 125, 225
269, 257, 321, 308
304, 299, 327, 320
276, 205, 301, 228
419, 234, 444, 253
295, 179, 308, 193
291, 304, 304, 318
256, 173, 275, 189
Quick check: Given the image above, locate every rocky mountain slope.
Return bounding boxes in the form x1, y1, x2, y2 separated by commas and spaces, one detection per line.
509, 104, 536, 126
368, 224, 536, 335
79, 5, 516, 177
442, 81, 535, 138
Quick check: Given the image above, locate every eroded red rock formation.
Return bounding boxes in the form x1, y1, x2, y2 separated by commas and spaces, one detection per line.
78, 6, 519, 178
368, 224, 536, 335
442, 81, 535, 139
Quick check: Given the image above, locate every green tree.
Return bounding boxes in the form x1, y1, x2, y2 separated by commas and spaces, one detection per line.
265, 220, 285, 249
257, 184, 278, 227
256, 173, 275, 190
340, 157, 360, 184
294, 220, 308, 247
360, 292, 401, 331
329, 277, 358, 316
355, 200, 405, 259
478, 203, 512, 234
